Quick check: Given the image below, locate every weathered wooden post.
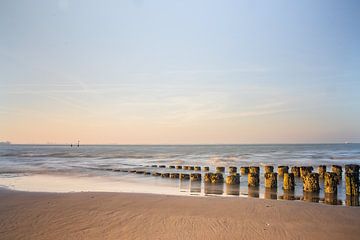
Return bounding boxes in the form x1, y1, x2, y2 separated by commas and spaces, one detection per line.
291, 166, 300, 177
203, 166, 210, 171
264, 172, 277, 189
277, 166, 289, 176
264, 165, 274, 173
300, 166, 313, 178
324, 172, 337, 194
318, 165, 326, 178
170, 173, 180, 178
249, 166, 260, 175
204, 173, 212, 183
332, 165, 342, 182
180, 173, 190, 180
283, 173, 295, 191
161, 173, 170, 178
194, 166, 201, 171
216, 167, 225, 173
211, 173, 224, 183
228, 166, 237, 174
240, 167, 249, 175
303, 173, 320, 192
345, 164, 359, 175
345, 164, 359, 196
248, 173, 260, 187
225, 173, 240, 185
183, 166, 189, 170
346, 173, 359, 196
189, 166, 195, 170
176, 165, 182, 169
190, 173, 202, 181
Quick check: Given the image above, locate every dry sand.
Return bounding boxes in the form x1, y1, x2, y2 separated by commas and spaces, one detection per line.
0, 189, 359, 240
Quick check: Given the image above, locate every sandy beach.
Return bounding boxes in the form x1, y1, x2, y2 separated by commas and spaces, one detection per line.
0, 189, 359, 240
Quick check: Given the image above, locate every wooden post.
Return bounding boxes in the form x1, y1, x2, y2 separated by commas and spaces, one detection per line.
225, 173, 240, 185
248, 173, 259, 187
303, 173, 320, 192
283, 173, 295, 191
264, 165, 274, 173
180, 173, 190, 180
300, 166, 313, 178
169, 173, 180, 179
228, 166, 237, 174
345, 164, 359, 175
346, 173, 359, 196
332, 165, 342, 182
161, 173, 170, 178
277, 166, 289, 176
324, 172, 337, 194
204, 173, 212, 183
190, 173, 202, 181
240, 167, 249, 175
264, 172, 277, 189
194, 166, 201, 171
249, 166, 260, 175
291, 166, 300, 177
211, 173, 224, 183
318, 165, 326, 178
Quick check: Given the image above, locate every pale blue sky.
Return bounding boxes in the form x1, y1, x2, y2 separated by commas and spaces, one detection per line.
1, 0, 360, 144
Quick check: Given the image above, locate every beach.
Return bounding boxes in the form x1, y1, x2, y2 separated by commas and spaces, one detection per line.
1, 189, 359, 240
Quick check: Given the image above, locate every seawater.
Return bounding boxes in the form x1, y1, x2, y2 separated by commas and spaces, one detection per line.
0, 144, 359, 206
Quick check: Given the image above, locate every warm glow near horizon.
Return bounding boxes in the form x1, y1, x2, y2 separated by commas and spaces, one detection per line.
1, 0, 360, 144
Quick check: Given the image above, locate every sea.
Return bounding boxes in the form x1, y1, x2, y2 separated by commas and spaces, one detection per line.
1, 144, 359, 206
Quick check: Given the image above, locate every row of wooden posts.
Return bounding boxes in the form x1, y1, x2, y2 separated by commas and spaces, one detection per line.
142, 164, 359, 196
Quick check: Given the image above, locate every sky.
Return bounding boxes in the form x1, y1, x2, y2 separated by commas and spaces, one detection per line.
1, 0, 360, 144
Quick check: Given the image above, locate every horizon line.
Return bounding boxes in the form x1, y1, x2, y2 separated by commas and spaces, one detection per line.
2, 142, 359, 146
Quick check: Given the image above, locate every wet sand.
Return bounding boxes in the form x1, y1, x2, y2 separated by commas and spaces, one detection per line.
0, 189, 359, 240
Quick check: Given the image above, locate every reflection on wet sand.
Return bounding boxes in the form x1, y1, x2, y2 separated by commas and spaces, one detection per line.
190, 181, 201, 194
248, 186, 259, 198
225, 184, 240, 196
302, 192, 320, 203
346, 195, 359, 206
279, 190, 300, 201
324, 193, 342, 205
204, 183, 224, 195
264, 188, 277, 200
179, 179, 190, 193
